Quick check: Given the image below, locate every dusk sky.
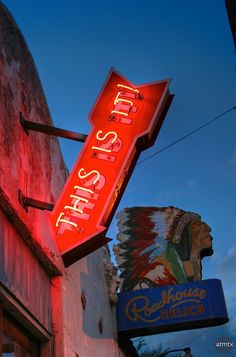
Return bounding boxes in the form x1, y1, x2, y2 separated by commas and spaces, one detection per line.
3, 0, 236, 356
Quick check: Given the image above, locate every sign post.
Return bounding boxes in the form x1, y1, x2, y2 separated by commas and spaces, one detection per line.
49, 69, 173, 266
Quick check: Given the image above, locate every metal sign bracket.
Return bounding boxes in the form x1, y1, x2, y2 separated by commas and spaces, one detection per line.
19, 113, 88, 143
18, 189, 55, 212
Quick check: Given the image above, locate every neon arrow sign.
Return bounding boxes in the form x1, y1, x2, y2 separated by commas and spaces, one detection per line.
49, 69, 173, 266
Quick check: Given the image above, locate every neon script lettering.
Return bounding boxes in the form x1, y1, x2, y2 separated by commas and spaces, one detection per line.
56, 168, 105, 235
55, 84, 141, 236
49, 69, 172, 264
125, 287, 206, 323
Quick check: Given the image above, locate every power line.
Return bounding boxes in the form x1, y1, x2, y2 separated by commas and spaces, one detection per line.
177, 327, 213, 350
137, 106, 236, 166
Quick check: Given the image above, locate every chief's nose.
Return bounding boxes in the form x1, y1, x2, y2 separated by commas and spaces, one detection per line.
203, 222, 211, 232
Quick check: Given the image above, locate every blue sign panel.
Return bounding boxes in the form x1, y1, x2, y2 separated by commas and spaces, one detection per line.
117, 279, 228, 337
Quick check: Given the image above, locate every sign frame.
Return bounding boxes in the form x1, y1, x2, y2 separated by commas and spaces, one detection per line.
117, 279, 229, 337
49, 68, 173, 266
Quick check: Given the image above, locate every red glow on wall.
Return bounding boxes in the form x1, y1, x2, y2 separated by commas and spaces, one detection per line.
49, 69, 173, 266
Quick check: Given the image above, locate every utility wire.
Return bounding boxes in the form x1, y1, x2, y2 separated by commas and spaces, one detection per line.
137, 105, 236, 166
177, 327, 213, 350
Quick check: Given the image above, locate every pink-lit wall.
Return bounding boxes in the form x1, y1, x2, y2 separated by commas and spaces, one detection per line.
0, 3, 123, 356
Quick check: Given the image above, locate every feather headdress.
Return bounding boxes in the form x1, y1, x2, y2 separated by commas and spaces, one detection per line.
114, 206, 200, 291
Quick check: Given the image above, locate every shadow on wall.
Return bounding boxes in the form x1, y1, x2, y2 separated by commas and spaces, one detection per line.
80, 247, 118, 339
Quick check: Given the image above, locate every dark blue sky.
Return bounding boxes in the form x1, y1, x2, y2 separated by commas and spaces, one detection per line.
4, 1, 236, 355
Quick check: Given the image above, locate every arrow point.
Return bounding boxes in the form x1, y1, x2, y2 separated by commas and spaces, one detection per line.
61, 225, 110, 267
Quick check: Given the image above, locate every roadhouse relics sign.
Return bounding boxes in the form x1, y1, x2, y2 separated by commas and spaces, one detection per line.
49, 70, 173, 266
114, 207, 229, 336
117, 279, 229, 337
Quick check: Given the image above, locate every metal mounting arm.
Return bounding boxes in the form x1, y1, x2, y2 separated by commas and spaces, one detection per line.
20, 113, 88, 143
18, 190, 55, 212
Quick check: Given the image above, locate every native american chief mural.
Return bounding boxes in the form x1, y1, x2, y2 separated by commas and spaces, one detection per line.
114, 206, 213, 291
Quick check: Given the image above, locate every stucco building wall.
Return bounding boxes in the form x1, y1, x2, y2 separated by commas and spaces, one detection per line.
0, 2, 123, 356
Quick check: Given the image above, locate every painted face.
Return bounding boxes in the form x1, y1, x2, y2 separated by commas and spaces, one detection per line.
189, 219, 213, 250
